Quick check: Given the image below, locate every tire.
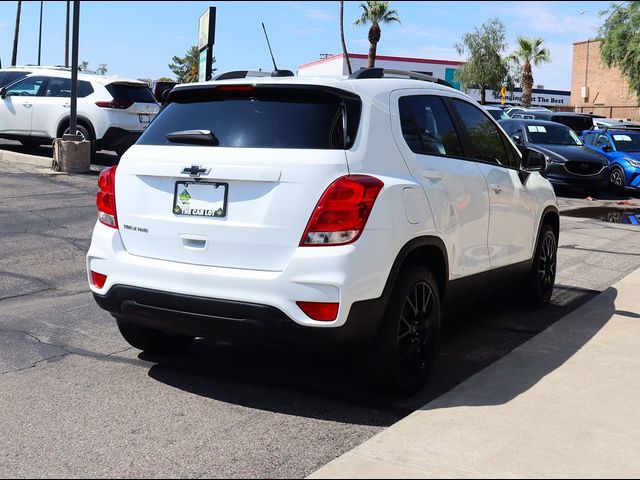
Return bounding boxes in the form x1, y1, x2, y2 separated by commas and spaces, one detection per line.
63, 124, 95, 153
361, 265, 441, 396
525, 224, 557, 306
609, 166, 626, 193
116, 317, 195, 354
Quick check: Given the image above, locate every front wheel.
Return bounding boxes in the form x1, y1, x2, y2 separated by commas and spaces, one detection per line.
362, 265, 441, 396
116, 317, 195, 354
609, 166, 626, 193
63, 124, 95, 153
526, 224, 557, 306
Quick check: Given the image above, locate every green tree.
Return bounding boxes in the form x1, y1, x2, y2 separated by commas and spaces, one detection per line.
509, 37, 550, 108
454, 19, 512, 105
599, 1, 640, 98
169, 45, 201, 83
156, 76, 173, 82
96, 63, 108, 75
79, 60, 89, 70
137, 78, 152, 85
353, 1, 400, 68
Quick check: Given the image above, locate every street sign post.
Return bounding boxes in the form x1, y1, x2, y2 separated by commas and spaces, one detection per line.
500, 85, 507, 105
197, 7, 216, 82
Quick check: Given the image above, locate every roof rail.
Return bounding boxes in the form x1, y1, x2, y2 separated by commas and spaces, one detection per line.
348, 67, 454, 88
601, 125, 640, 134
213, 70, 272, 81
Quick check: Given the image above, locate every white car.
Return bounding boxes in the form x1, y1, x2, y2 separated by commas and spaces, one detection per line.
87, 69, 559, 394
0, 67, 159, 155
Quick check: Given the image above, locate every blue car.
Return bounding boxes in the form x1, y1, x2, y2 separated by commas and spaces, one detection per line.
582, 126, 640, 191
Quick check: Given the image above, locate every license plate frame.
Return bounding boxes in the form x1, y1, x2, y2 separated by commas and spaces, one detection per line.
172, 181, 228, 218
139, 114, 150, 123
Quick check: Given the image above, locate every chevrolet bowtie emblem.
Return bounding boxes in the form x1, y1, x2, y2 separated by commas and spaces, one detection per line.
181, 165, 210, 177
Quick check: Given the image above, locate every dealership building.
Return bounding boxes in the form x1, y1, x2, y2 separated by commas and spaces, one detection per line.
298, 53, 571, 108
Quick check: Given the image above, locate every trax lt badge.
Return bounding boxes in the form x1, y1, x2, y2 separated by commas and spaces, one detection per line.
181, 165, 210, 179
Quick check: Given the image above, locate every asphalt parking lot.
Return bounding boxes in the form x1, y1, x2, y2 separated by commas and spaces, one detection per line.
1, 147, 640, 478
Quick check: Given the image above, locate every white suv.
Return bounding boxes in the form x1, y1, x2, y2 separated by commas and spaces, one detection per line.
87, 69, 559, 394
0, 67, 159, 155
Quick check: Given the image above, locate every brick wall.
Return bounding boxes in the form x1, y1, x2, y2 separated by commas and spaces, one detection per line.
571, 40, 638, 110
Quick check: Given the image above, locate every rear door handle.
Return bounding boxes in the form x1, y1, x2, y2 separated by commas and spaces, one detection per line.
22, 103, 32, 108
62, 103, 70, 108
490, 183, 504, 193
422, 170, 444, 181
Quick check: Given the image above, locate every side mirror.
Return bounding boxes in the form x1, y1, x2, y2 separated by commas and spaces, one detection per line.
521, 148, 547, 172
0, 87, 6, 99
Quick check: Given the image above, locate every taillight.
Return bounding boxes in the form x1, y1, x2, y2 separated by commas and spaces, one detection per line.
97, 165, 118, 228
90, 271, 107, 289
95, 99, 135, 109
296, 301, 339, 322
300, 175, 384, 246
216, 85, 254, 92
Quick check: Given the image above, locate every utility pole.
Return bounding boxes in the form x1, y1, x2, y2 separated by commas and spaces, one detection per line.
67, 0, 80, 140
37, 1, 44, 66
11, 1, 22, 66
65, 0, 70, 67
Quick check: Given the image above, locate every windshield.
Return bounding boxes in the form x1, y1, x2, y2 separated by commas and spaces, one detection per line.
526, 123, 583, 146
611, 133, 640, 152
138, 86, 362, 149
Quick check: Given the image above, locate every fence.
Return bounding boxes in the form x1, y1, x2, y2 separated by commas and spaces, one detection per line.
555, 105, 640, 122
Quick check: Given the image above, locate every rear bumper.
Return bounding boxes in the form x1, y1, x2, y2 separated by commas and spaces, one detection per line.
96, 127, 143, 152
93, 285, 385, 348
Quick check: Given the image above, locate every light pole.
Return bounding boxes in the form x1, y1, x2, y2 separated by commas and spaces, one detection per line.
37, 1, 43, 66
11, 1, 22, 66
65, 0, 70, 67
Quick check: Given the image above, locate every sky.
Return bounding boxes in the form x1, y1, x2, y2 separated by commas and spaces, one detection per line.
0, 1, 613, 90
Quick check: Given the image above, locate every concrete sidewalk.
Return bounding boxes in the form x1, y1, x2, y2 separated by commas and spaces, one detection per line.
310, 268, 640, 479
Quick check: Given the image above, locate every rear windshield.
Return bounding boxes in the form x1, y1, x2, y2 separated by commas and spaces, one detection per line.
137, 86, 362, 150
551, 115, 593, 134
0, 71, 30, 88
106, 83, 157, 103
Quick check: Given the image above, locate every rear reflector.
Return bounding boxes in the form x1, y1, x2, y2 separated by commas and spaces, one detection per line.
90, 271, 107, 289
300, 175, 384, 246
296, 301, 339, 322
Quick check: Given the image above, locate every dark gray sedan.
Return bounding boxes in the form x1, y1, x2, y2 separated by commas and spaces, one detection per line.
499, 118, 609, 193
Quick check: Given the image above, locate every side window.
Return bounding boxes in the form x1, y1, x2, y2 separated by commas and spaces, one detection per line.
78, 81, 94, 98
4, 76, 46, 97
452, 99, 518, 168
582, 132, 596, 145
595, 135, 612, 149
398, 95, 464, 157
511, 126, 525, 144
44, 77, 71, 98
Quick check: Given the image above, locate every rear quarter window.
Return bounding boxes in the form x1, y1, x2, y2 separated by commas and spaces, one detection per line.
138, 86, 362, 150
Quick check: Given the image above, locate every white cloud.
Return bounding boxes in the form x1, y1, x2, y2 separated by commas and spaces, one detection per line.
508, 1, 601, 36
295, 27, 327, 36
283, 2, 335, 22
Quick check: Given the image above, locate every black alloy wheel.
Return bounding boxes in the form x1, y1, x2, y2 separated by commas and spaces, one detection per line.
537, 229, 557, 301
610, 167, 626, 193
362, 265, 441, 396
397, 280, 439, 388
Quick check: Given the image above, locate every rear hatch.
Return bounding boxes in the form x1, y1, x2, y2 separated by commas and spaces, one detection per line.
115, 83, 361, 272
105, 82, 160, 128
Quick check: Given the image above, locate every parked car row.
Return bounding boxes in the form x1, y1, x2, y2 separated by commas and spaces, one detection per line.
0, 66, 161, 155
497, 116, 640, 194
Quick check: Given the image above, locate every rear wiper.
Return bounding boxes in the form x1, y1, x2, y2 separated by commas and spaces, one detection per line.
166, 129, 219, 145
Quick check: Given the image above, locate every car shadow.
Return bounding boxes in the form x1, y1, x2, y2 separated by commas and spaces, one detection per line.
142, 283, 601, 426
0, 141, 119, 167
422, 286, 616, 411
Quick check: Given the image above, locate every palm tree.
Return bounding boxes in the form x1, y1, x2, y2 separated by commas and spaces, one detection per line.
340, 1, 352, 75
353, 1, 400, 68
509, 37, 551, 108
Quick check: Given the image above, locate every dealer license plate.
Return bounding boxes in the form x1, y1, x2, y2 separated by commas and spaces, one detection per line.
172, 181, 228, 218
